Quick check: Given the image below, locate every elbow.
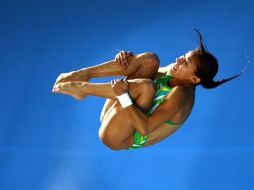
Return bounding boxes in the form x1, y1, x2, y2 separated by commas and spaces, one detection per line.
138, 127, 149, 137
138, 119, 152, 136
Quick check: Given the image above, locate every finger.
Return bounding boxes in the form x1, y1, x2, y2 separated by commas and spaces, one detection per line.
119, 79, 125, 85
115, 54, 121, 66
120, 52, 126, 68
123, 79, 128, 87
111, 79, 116, 87
122, 51, 126, 65
119, 53, 124, 68
123, 51, 128, 66
123, 78, 128, 83
127, 51, 133, 56
122, 78, 127, 84
116, 79, 123, 85
121, 51, 125, 67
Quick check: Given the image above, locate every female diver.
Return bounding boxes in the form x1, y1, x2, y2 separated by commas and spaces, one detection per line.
52, 30, 240, 150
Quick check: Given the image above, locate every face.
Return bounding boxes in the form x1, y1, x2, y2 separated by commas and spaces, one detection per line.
170, 50, 201, 86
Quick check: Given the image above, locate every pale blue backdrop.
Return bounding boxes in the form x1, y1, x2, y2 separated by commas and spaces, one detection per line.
0, 0, 254, 190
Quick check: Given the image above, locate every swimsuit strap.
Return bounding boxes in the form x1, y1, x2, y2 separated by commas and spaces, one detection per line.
151, 74, 189, 126
165, 120, 184, 126
127, 74, 189, 150
147, 74, 173, 114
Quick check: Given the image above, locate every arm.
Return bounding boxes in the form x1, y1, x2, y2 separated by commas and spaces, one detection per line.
112, 79, 188, 136
124, 86, 188, 136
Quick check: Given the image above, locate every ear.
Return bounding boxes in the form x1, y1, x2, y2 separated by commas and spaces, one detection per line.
192, 76, 201, 84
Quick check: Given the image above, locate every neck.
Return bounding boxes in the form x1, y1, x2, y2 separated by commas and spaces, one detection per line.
168, 76, 196, 89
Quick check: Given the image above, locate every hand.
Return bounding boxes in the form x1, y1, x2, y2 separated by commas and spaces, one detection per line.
111, 78, 129, 96
115, 50, 133, 68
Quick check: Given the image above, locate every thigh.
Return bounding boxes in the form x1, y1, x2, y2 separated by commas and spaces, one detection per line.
100, 78, 155, 123
100, 99, 116, 123
127, 56, 159, 80
99, 103, 136, 149
125, 52, 160, 80
99, 78, 156, 150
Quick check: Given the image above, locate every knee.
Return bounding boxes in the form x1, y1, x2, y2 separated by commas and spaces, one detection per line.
137, 79, 156, 96
128, 79, 155, 110
130, 52, 160, 79
129, 78, 155, 99
141, 52, 160, 69
144, 79, 155, 91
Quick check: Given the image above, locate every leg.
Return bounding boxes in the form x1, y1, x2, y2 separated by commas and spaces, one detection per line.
53, 81, 120, 100
100, 99, 116, 123
54, 78, 155, 150
98, 79, 155, 150
53, 78, 154, 105
99, 53, 159, 120
54, 52, 160, 85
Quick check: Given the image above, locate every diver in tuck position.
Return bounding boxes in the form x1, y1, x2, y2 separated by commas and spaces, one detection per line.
52, 30, 241, 150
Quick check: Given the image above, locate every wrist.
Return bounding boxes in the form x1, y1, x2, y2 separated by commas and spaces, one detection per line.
117, 93, 133, 108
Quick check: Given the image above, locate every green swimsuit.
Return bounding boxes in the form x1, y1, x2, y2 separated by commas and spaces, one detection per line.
128, 74, 184, 150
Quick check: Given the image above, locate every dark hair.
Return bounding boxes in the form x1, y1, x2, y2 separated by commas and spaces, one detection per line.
193, 29, 242, 89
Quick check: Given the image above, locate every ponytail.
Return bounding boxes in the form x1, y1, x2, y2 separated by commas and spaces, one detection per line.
201, 73, 242, 89
194, 29, 205, 53
193, 29, 242, 89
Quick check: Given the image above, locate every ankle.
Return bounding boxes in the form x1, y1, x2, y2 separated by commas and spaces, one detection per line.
80, 82, 89, 95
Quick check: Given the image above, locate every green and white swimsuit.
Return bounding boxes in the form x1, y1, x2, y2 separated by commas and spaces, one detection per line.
128, 74, 184, 150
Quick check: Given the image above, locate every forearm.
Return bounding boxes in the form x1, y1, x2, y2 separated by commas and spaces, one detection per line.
124, 105, 150, 136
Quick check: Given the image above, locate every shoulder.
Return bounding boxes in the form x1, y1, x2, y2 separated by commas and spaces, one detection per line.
171, 86, 195, 94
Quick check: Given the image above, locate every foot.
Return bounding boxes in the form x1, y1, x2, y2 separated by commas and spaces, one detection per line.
54, 70, 90, 87
52, 81, 87, 100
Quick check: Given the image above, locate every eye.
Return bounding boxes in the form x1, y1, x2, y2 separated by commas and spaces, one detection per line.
184, 61, 188, 65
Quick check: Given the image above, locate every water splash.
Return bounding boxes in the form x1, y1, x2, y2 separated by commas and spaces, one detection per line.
242, 49, 251, 73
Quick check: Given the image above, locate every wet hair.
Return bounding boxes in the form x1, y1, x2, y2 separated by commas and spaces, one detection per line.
193, 29, 242, 89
